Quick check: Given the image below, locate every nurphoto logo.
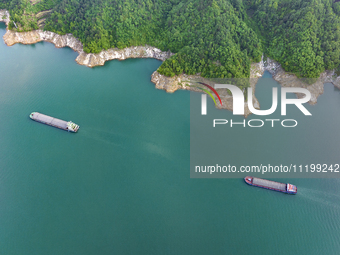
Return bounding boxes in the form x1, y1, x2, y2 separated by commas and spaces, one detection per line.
198, 84, 312, 128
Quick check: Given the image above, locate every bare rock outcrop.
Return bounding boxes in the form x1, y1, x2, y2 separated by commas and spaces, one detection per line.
151, 70, 260, 118
3, 30, 84, 52
0, 9, 10, 26
76, 46, 173, 67
1, 9, 340, 115
262, 58, 337, 105
2, 23, 173, 68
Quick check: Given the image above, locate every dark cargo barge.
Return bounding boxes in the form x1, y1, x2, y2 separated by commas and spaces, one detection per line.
29, 112, 79, 132
244, 176, 297, 194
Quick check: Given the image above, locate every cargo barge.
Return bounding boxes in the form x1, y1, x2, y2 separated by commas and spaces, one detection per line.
244, 176, 297, 194
29, 112, 79, 132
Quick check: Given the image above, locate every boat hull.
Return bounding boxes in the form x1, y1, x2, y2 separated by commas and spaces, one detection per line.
29, 112, 79, 132
244, 176, 297, 194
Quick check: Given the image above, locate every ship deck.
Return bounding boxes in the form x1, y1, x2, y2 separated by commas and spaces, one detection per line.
31, 112, 68, 130
252, 178, 286, 191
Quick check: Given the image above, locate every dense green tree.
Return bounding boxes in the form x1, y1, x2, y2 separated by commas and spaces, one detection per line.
1, 0, 340, 79
244, 0, 340, 78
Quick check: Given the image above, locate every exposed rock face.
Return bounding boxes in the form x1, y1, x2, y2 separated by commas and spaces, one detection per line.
151, 70, 260, 118
261, 57, 337, 105
151, 71, 191, 93
0, 9, 10, 26
332, 76, 340, 89
4, 30, 84, 51
151, 55, 340, 116
1, 9, 339, 115
150, 56, 268, 118
3, 29, 173, 67
76, 46, 173, 67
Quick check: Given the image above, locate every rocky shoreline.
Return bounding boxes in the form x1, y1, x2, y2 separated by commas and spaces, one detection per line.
151, 70, 261, 117
152, 55, 340, 115
0, 10, 173, 68
0, 9, 10, 26
259, 57, 340, 104
2, 29, 173, 67
1, 9, 340, 117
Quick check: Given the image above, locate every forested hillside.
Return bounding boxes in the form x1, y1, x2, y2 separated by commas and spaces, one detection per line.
244, 0, 340, 78
1, 0, 340, 79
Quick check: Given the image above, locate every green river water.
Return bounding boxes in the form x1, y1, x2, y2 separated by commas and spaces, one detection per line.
1, 22, 340, 254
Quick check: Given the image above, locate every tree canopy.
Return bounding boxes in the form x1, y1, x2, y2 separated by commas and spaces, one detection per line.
1, 0, 340, 79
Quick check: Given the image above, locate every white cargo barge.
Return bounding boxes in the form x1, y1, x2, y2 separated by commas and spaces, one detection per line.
29, 112, 79, 132
244, 176, 297, 194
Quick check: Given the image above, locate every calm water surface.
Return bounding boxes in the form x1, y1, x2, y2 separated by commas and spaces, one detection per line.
0, 22, 340, 254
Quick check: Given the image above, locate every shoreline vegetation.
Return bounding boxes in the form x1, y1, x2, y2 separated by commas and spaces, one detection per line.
3, 29, 173, 66
1, 8, 340, 117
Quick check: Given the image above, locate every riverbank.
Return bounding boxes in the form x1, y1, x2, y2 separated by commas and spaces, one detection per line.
154, 55, 340, 92
152, 55, 340, 116
1, 8, 340, 117
0, 10, 173, 68
2, 29, 173, 67
151, 70, 260, 117
260, 57, 340, 104
0, 9, 10, 26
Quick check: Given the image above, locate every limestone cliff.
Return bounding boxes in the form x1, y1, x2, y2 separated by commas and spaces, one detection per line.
259, 57, 339, 105
0, 9, 10, 26
3, 29, 173, 67
151, 71, 260, 118
1, 8, 340, 116
75, 46, 173, 67
1, 10, 173, 68
4, 30, 83, 51
151, 55, 340, 117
